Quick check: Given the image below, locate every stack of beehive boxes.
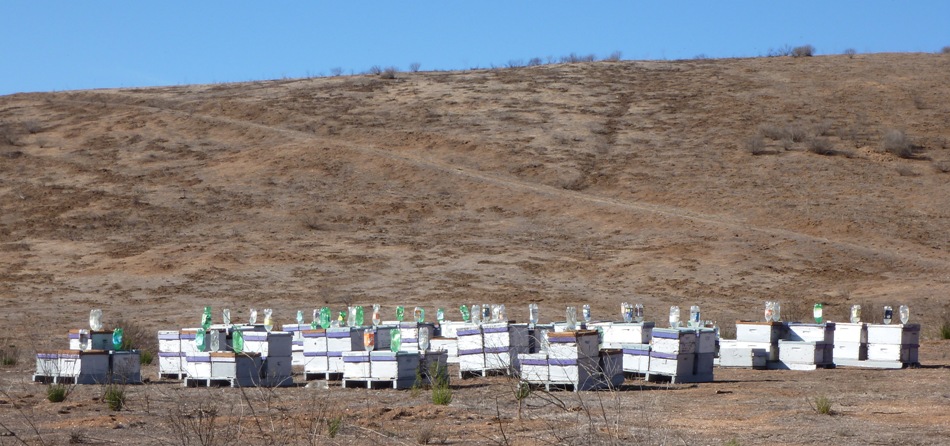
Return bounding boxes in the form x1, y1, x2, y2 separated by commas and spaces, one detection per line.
865, 323, 920, 368
540, 330, 622, 390
158, 330, 185, 379
430, 320, 469, 363
596, 321, 655, 375
457, 323, 529, 377
302, 329, 328, 379
280, 323, 309, 366
242, 331, 294, 386
648, 327, 715, 383
396, 322, 436, 353
719, 321, 783, 369
832, 322, 867, 366
35, 330, 141, 385
324, 326, 366, 376
776, 323, 835, 370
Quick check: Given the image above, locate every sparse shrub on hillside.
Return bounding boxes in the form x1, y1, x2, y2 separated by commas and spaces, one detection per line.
605, 51, 623, 61
759, 124, 787, 140
368, 65, 383, 75
941, 46, 950, 54
811, 395, 833, 415
409, 62, 421, 73
527, 57, 543, 66
0, 341, 19, 366
807, 138, 836, 156
745, 135, 768, 155
560, 53, 596, 63
380, 66, 399, 79
896, 166, 921, 177
814, 120, 833, 136
882, 129, 916, 158
844, 48, 857, 58
786, 124, 809, 142
933, 161, 950, 173
330, 67, 343, 77
792, 45, 816, 57
507, 59, 525, 68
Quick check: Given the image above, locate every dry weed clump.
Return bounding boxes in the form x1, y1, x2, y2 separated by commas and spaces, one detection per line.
807, 138, 836, 156
792, 45, 816, 57
882, 129, 916, 158
745, 135, 768, 155
844, 48, 857, 58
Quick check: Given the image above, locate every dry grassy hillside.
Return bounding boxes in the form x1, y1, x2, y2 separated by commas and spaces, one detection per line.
1, 53, 950, 445
3, 53, 949, 335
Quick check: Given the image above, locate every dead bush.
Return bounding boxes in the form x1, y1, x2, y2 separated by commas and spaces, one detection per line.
792, 45, 815, 57
941, 46, 950, 54
380, 66, 398, 79
745, 135, 768, 155
807, 138, 836, 156
844, 48, 857, 58
409, 62, 421, 73
933, 161, 950, 173
882, 129, 917, 158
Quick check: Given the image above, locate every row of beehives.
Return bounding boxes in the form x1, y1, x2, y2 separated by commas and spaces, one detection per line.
720, 321, 921, 370
32, 330, 143, 385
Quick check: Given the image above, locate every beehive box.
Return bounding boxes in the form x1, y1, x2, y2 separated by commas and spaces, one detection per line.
68, 329, 89, 351
650, 328, 697, 355
786, 323, 835, 343
437, 321, 472, 338
621, 343, 651, 373
397, 322, 436, 353
867, 343, 919, 363
547, 356, 600, 385
420, 351, 449, 385
775, 340, 833, 370
695, 328, 718, 354
457, 325, 486, 372
158, 330, 181, 353
179, 329, 227, 354
261, 356, 293, 387
209, 352, 262, 386
326, 327, 365, 353
719, 340, 778, 362
110, 351, 142, 384
833, 342, 867, 361
343, 351, 372, 379
735, 321, 784, 344
528, 324, 554, 353
866, 324, 920, 345
429, 337, 459, 363
370, 351, 420, 382
648, 351, 695, 376
599, 350, 625, 388
184, 352, 212, 378
546, 330, 600, 361
518, 353, 549, 382
35, 350, 110, 384
482, 323, 529, 371
834, 323, 867, 344
717, 341, 768, 368
243, 332, 293, 358
601, 322, 655, 346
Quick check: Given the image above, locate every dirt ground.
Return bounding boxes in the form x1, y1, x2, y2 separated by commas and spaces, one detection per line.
1, 52, 950, 444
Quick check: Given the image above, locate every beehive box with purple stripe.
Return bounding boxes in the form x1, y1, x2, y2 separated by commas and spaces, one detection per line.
429, 337, 459, 363
482, 323, 529, 370
343, 351, 372, 379
786, 323, 835, 343
397, 322, 435, 353
281, 323, 309, 366
326, 327, 366, 353
546, 350, 624, 391
546, 330, 600, 361
35, 350, 111, 384
650, 328, 697, 355
518, 353, 550, 382
457, 325, 486, 371
242, 331, 293, 358
370, 351, 420, 388
159, 351, 187, 376
158, 330, 182, 353
621, 343, 651, 373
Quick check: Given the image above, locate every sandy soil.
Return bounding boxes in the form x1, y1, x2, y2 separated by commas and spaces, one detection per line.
1, 53, 949, 444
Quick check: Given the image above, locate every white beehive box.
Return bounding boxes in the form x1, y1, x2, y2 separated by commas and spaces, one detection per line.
834, 323, 867, 344
867, 343, 919, 363
209, 352, 262, 386
185, 352, 212, 378
650, 328, 697, 355
429, 337, 459, 363
243, 332, 293, 358
717, 344, 767, 368
648, 351, 695, 376
547, 356, 599, 385
866, 324, 920, 346
281, 324, 309, 366
68, 329, 89, 350
343, 351, 372, 379
720, 340, 778, 362
621, 344, 651, 373
457, 325, 485, 371
482, 323, 529, 371
302, 329, 328, 352
398, 322, 436, 353
546, 330, 600, 361
158, 330, 181, 353
159, 352, 186, 376
601, 322, 655, 346
59, 350, 111, 384
786, 323, 835, 343
833, 342, 867, 361
518, 353, 549, 382
438, 321, 472, 339
777, 340, 833, 368
370, 351, 420, 382
735, 322, 784, 344
326, 327, 365, 353
261, 356, 294, 387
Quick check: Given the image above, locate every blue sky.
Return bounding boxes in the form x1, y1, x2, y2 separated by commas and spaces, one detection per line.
2, 1, 948, 95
